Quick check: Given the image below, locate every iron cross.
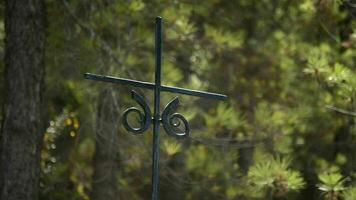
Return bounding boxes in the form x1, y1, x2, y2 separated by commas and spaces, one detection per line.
84, 17, 227, 200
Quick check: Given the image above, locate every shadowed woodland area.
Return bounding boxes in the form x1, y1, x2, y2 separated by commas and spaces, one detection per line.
0, 0, 356, 200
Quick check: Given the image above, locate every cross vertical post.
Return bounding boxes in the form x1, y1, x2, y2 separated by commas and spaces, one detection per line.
152, 16, 162, 200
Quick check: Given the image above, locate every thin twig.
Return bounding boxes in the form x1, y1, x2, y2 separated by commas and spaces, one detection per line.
325, 105, 356, 117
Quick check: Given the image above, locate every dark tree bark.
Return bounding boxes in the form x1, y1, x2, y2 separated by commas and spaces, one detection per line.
0, 0, 46, 200
91, 88, 120, 200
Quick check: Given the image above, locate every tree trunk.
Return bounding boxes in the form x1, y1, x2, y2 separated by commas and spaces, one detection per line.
0, 0, 46, 200
91, 88, 120, 200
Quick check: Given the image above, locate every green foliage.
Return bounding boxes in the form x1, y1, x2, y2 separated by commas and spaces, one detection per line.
248, 156, 305, 198
342, 186, 356, 200
317, 173, 348, 200
203, 102, 244, 132
204, 25, 244, 49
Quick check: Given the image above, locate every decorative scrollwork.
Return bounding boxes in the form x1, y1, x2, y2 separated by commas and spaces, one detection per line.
122, 90, 152, 134
122, 90, 190, 138
161, 97, 190, 138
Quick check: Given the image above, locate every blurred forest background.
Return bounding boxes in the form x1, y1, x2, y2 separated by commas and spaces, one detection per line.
0, 0, 356, 200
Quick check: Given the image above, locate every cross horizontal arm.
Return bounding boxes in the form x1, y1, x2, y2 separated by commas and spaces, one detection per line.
84, 73, 227, 100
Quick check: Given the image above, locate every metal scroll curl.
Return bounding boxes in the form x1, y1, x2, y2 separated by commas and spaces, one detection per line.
122, 90, 152, 134
161, 97, 190, 138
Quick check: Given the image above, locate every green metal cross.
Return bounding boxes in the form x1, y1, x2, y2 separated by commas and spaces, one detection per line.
84, 16, 227, 200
